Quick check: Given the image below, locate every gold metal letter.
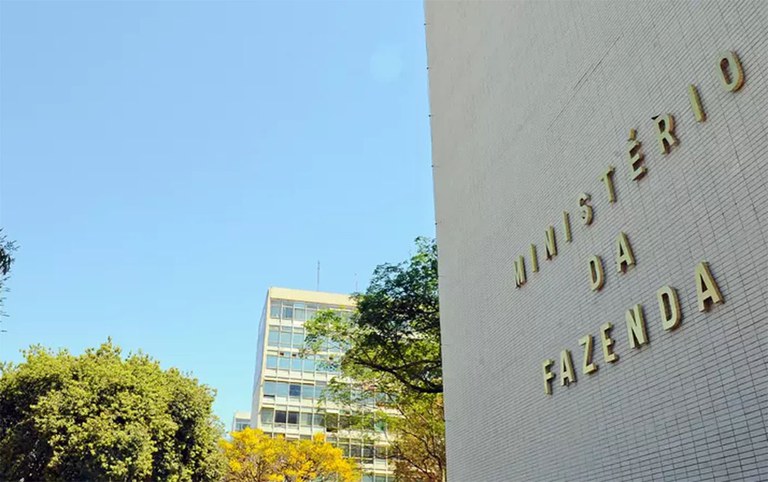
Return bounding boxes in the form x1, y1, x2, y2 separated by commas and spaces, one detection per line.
688, 84, 706, 122
588, 255, 605, 291
695, 261, 724, 312
579, 193, 593, 225
530, 244, 539, 273
717, 51, 744, 92
599, 166, 617, 203
542, 359, 555, 395
615, 232, 636, 273
653, 114, 678, 154
579, 335, 598, 375
545, 226, 557, 260
514, 255, 526, 287
657, 285, 682, 330
599, 322, 618, 363
563, 212, 572, 242
627, 129, 646, 181
560, 349, 576, 386
625, 304, 648, 349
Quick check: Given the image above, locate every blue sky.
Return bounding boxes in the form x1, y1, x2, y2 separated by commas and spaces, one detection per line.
0, 1, 433, 426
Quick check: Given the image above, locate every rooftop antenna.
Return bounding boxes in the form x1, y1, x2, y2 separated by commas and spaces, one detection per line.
316, 261, 320, 291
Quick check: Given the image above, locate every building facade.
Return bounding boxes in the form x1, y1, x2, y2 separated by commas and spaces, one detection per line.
250, 287, 393, 482
231, 411, 251, 433
426, 1, 768, 481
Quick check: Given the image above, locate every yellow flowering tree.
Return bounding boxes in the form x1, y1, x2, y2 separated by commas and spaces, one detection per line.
220, 428, 358, 482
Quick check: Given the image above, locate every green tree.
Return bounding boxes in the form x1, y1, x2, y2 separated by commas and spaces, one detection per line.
306, 236, 441, 394
0, 341, 224, 481
304, 237, 446, 481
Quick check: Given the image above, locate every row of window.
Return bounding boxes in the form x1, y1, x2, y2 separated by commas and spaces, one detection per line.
266, 326, 345, 353
243, 439, 390, 482
269, 299, 351, 322
265, 352, 340, 374
260, 406, 387, 433
263, 380, 326, 400
260, 424, 389, 464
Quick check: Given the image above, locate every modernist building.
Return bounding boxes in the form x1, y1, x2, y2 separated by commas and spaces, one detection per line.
426, 1, 768, 481
250, 287, 393, 482
230, 411, 250, 433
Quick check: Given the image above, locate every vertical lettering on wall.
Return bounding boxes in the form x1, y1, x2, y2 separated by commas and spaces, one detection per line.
653, 114, 678, 154
579, 335, 598, 375
625, 304, 649, 349
717, 51, 745, 92
560, 350, 577, 386
688, 84, 707, 122
514, 255, 527, 287
579, 193, 593, 225
695, 261, 724, 312
599, 167, 617, 203
657, 285, 682, 330
627, 129, 646, 180
530, 244, 539, 273
545, 226, 558, 259
542, 359, 555, 395
588, 255, 605, 291
563, 212, 573, 242
599, 322, 619, 363
615, 232, 636, 273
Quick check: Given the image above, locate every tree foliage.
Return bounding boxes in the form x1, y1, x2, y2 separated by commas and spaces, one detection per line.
0, 229, 17, 316
389, 394, 445, 482
0, 341, 224, 482
220, 428, 358, 482
304, 237, 446, 481
305, 236, 441, 394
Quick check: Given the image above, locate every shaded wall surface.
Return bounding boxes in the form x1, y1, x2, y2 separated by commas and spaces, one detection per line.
426, 1, 768, 480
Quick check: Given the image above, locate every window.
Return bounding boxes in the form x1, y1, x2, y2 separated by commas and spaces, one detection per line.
300, 413, 313, 426
315, 382, 327, 399
276, 383, 289, 397
261, 408, 274, 424
289, 384, 301, 398
291, 358, 302, 371
274, 411, 287, 424
263, 382, 276, 396
294, 303, 306, 321
267, 328, 279, 347
326, 413, 339, 431
350, 443, 362, 458
270, 301, 281, 319
279, 357, 291, 370
292, 332, 304, 348
287, 411, 299, 425
313, 413, 325, 427
362, 445, 374, 462
282, 305, 293, 320
266, 355, 278, 369
303, 357, 315, 372
279, 331, 292, 347
339, 415, 351, 430
374, 446, 387, 461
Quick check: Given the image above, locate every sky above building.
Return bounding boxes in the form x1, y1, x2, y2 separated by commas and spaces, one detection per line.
0, 1, 433, 426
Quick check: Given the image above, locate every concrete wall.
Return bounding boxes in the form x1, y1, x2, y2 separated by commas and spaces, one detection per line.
425, 1, 768, 480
